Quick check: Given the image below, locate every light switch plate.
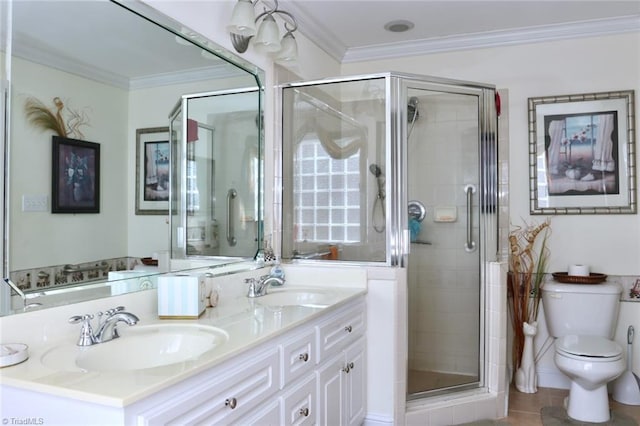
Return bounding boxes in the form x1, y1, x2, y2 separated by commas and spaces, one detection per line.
22, 194, 48, 212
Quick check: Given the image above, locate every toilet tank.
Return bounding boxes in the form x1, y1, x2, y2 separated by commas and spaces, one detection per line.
541, 282, 621, 338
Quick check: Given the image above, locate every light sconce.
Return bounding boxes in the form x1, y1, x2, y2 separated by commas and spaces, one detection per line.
227, 0, 298, 62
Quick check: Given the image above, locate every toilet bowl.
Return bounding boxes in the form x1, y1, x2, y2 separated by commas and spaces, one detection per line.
554, 335, 625, 422
541, 282, 624, 423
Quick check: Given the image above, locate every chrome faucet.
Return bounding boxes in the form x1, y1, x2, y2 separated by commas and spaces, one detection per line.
69, 306, 139, 346
246, 275, 285, 298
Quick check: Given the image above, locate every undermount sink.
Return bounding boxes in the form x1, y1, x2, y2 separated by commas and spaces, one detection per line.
249, 288, 339, 308
41, 324, 228, 372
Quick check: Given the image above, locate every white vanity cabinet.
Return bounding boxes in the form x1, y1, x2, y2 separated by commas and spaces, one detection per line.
317, 337, 366, 426
1, 296, 366, 426
316, 301, 367, 426
131, 347, 281, 425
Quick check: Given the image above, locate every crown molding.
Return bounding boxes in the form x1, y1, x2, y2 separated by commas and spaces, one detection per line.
323, 15, 639, 63
128, 64, 243, 90
12, 34, 243, 91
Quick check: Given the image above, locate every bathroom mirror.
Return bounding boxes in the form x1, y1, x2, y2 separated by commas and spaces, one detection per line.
1, 0, 264, 314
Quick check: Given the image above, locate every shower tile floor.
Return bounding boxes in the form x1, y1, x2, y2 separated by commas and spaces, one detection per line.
408, 369, 477, 394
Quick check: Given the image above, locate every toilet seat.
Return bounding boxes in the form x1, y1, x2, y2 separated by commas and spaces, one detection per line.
556, 335, 622, 361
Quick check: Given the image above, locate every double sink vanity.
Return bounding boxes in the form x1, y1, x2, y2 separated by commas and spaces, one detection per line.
0, 269, 367, 425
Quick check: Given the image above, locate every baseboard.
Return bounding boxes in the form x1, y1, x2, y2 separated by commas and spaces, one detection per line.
364, 413, 394, 425
537, 366, 570, 389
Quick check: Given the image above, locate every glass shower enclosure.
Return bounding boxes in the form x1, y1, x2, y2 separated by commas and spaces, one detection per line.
280, 72, 498, 399
169, 88, 262, 261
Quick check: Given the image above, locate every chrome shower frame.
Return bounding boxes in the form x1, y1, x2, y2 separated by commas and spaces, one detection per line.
279, 72, 498, 269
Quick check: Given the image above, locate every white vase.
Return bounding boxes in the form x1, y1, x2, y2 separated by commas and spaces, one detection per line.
515, 321, 538, 393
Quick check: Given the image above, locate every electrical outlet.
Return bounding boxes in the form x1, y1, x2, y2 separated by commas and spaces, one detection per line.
22, 195, 48, 212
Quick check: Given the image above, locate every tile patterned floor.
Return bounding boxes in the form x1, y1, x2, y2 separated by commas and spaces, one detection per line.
506, 385, 640, 425
408, 370, 640, 424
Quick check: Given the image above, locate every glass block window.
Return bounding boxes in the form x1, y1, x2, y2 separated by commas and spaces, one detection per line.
294, 136, 361, 243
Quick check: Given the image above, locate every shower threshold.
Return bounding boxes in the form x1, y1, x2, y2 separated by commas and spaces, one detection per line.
407, 369, 479, 399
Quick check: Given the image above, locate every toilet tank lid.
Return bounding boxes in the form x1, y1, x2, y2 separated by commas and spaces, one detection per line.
542, 281, 621, 295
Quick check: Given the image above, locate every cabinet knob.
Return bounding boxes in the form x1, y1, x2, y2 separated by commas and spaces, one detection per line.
298, 352, 309, 362
225, 397, 237, 409
342, 362, 355, 373
299, 407, 310, 417
344, 325, 353, 333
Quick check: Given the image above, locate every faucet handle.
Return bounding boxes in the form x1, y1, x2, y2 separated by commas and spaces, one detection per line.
69, 313, 93, 324
69, 314, 96, 346
104, 306, 125, 316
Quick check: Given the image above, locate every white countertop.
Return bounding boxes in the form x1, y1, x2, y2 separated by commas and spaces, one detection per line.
0, 285, 366, 408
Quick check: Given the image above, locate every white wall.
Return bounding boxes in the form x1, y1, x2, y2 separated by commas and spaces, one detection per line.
342, 32, 640, 380
10, 57, 129, 270
342, 33, 640, 274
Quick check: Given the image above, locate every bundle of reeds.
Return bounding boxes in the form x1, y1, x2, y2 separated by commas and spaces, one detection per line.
24, 96, 89, 139
24, 97, 67, 137
508, 218, 551, 377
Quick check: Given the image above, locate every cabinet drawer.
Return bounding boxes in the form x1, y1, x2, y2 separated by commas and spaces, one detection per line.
316, 302, 365, 362
281, 374, 316, 426
232, 399, 281, 425
281, 328, 316, 387
136, 348, 280, 425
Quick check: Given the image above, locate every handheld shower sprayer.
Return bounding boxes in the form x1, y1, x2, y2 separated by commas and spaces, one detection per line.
369, 164, 384, 198
369, 163, 386, 233
369, 163, 382, 178
408, 96, 419, 122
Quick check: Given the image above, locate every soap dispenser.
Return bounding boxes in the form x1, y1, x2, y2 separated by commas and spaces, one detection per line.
270, 258, 285, 282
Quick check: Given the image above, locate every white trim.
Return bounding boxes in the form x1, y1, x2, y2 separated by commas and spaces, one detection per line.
312, 16, 640, 63
363, 413, 394, 426
12, 38, 243, 90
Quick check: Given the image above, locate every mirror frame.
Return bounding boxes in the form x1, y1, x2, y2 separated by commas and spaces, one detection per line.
1, 0, 265, 315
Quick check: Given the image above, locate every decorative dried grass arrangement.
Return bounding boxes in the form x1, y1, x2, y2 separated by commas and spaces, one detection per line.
24, 96, 89, 139
507, 218, 551, 377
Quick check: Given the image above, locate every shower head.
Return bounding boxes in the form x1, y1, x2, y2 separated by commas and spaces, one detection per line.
369, 163, 383, 178
408, 97, 420, 122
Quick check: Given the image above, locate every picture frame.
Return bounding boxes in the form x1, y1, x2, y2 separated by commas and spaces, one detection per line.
528, 90, 636, 215
135, 127, 170, 215
52, 136, 100, 213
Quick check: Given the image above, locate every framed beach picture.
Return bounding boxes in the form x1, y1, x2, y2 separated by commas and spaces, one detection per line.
135, 127, 170, 215
528, 90, 636, 215
52, 136, 100, 213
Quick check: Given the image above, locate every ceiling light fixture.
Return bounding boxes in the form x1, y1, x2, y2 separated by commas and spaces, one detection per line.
227, 0, 298, 62
384, 20, 414, 33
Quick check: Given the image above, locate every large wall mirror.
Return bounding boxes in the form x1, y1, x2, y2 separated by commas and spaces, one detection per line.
1, 0, 264, 315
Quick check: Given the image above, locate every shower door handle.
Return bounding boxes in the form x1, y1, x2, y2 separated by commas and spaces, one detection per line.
464, 184, 476, 252
227, 188, 237, 246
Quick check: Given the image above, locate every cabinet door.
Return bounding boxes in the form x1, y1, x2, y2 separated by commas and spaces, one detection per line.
281, 374, 316, 426
345, 337, 366, 426
281, 327, 316, 387
317, 353, 345, 426
316, 302, 365, 362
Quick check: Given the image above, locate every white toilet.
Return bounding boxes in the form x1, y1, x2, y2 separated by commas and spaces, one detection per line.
542, 282, 625, 423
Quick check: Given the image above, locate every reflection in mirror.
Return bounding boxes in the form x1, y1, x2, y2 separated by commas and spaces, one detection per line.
281, 77, 387, 263
1, 0, 264, 315
170, 89, 262, 260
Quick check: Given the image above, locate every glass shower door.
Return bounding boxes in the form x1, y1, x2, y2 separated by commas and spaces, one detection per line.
405, 84, 483, 397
